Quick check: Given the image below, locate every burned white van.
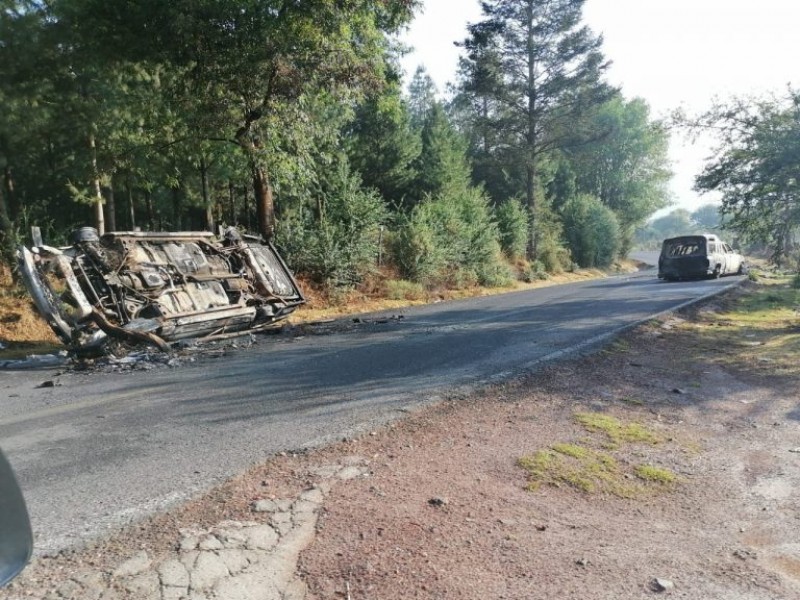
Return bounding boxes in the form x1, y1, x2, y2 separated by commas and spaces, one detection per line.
658, 234, 744, 281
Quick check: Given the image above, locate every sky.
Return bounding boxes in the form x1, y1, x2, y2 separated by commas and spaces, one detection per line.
399, 0, 799, 217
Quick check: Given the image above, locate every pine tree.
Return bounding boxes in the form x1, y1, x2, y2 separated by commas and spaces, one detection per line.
458, 0, 613, 258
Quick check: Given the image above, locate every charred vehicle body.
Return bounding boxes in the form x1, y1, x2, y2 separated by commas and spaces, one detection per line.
658, 234, 745, 281
18, 227, 304, 352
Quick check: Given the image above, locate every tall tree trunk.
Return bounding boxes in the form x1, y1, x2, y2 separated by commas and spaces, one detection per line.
200, 158, 214, 232
89, 133, 105, 235
252, 164, 275, 241
228, 180, 236, 226
172, 186, 181, 230
145, 189, 155, 230
525, 1, 538, 259
526, 163, 537, 258
127, 181, 136, 230
243, 186, 251, 231
104, 179, 117, 232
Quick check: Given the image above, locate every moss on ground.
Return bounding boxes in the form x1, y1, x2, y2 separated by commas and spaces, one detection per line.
574, 412, 661, 448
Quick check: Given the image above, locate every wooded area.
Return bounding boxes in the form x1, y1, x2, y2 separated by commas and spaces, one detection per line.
0, 0, 675, 293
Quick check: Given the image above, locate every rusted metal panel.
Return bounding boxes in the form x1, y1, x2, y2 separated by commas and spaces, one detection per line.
17, 227, 305, 352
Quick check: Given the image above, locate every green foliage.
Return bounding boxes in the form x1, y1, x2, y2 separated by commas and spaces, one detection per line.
0, 0, 418, 252
518, 446, 625, 495
410, 103, 472, 204
533, 203, 572, 274
276, 164, 387, 288
495, 198, 529, 259
457, 0, 614, 259
692, 90, 800, 264
568, 96, 672, 254
392, 187, 512, 288
523, 261, 550, 282
346, 84, 421, 206
406, 66, 438, 128
561, 194, 621, 268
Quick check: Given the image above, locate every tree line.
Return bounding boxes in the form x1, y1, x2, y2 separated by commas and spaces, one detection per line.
686, 90, 800, 266
0, 0, 673, 293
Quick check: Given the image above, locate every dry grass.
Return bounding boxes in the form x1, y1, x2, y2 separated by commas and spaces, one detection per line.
290, 265, 629, 325
0, 264, 59, 346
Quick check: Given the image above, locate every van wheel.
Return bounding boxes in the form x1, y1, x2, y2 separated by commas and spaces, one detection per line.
713, 266, 721, 278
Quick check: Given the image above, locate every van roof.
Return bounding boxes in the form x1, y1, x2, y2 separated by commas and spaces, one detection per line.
663, 233, 720, 243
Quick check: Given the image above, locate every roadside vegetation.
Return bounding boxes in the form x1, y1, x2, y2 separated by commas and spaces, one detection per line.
674, 274, 800, 378
0, 0, 671, 300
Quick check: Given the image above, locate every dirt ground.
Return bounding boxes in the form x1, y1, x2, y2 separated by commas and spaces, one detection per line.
4, 284, 800, 600
295, 299, 800, 600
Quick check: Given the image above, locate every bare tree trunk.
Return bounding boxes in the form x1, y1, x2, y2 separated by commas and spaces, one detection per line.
145, 189, 155, 231
243, 186, 251, 231
200, 158, 214, 232
525, 1, 538, 260
526, 163, 537, 258
127, 181, 136, 230
172, 186, 181, 230
228, 180, 236, 226
252, 164, 275, 241
89, 133, 105, 235
105, 178, 117, 232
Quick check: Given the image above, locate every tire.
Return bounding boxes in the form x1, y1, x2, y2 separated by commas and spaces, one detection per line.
713, 266, 721, 279
737, 262, 747, 275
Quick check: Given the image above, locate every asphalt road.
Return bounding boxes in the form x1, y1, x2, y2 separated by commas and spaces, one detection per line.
1, 265, 741, 554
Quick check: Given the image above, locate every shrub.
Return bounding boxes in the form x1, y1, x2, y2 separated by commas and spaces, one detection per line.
276, 164, 387, 289
522, 260, 550, 282
561, 194, 621, 268
495, 198, 528, 259
392, 187, 511, 288
534, 204, 572, 274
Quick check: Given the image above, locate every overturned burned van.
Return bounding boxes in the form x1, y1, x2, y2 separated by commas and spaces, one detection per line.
17, 227, 304, 352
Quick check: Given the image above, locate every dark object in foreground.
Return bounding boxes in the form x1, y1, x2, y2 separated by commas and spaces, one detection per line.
658, 234, 744, 281
18, 228, 304, 352
0, 449, 32, 586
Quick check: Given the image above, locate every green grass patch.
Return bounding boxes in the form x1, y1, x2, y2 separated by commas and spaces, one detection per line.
552, 442, 590, 459
518, 445, 680, 498
634, 464, 677, 484
518, 446, 631, 496
574, 412, 661, 448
